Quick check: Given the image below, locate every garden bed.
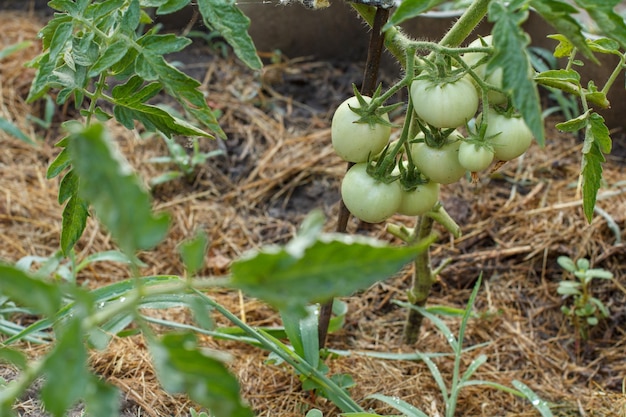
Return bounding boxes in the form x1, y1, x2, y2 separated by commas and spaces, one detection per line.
1, 9, 625, 417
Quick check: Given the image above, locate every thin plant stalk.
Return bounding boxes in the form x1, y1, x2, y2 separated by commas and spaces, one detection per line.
318, 6, 390, 349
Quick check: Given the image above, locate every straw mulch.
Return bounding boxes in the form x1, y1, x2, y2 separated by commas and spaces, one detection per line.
1, 9, 625, 417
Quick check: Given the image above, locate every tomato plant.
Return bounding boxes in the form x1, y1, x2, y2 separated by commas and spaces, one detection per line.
410, 75, 479, 128
331, 95, 391, 162
480, 109, 534, 161
340, 163, 402, 223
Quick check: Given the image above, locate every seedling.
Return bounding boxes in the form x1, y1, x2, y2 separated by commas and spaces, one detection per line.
557, 256, 614, 341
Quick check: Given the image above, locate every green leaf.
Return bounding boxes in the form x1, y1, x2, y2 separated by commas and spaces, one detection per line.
231, 211, 432, 316
530, 0, 595, 61
150, 333, 253, 417
179, 231, 209, 276
112, 75, 214, 138
67, 123, 170, 255
156, 0, 192, 14
83, 375, 121, 417
0, 264, 62, 317
0, 347, 28, 369
88, 39, 131, 77
47, 148, 71, 179
197, 0, 262, 71
48, 21, 74, 62
0, 40, 32, 60
133, 52, 224, 137
385, 0, 444, 30
61, 194, 89, 255
574, 0, 626, 50
367, 393, 430, 417
557, 255, 577, 272
41, 318, 89, 417
557, 281, 581, 295
555, 111, 589, 133
489, 2, 545, 146
512, 380, 554, 417
280, 305, 319, 368
137, 33, 192, 55
0, 117, 35, 145
581, 113, 611, 222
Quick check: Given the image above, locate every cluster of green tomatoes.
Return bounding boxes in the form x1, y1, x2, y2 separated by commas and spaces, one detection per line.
331, 36, 534, 224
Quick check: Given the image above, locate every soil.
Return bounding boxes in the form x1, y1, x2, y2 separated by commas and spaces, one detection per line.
1, 8, 626, 417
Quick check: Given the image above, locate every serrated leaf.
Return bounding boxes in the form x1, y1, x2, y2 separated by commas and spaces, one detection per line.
156, 0, 192, 14
588, 37, 621, 54
231, 212, 432, 316
575, 0, 626, 50
88, 39, 131, 77
41, 319, 89, 417
197, 0, 262, 71
150, 333, 253, 417
133, 51, 224, 137
384, 0, 444, 30
47, 148, 71, 179
530, 0, 595, 61
85, 0, 125, 19
111, 76, 211, 137
0, 264, 62, 317
0, 117, 35, 145
61, 194, 89, 255
587, 112, 612, 154
179, 231, 209, 276
58, 169, 78, 204
67, 123, 170, 255
489, 2, 545, 146
555, 110, 589, 132
49, 21, 74, 62
138, 33, 192, 55
581, 142, 605, 223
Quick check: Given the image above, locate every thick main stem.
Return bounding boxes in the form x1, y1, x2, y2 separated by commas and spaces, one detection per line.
318, 6, 389, 349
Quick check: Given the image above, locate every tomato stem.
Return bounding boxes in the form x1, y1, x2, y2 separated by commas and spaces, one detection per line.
320, 6, 390, 350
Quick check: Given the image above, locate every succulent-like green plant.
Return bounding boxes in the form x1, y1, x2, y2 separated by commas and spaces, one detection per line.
557, 256, 614, 340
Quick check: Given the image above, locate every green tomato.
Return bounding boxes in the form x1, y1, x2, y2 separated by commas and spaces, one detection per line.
397, 181, 440, 216
462, 35, 507, 105
410, 131, 466, 184
410, 76, 479, 128
458, 141, 495, 172
331, 96, 391, 163
481, 109, 534, 161
341, 163, 401, 223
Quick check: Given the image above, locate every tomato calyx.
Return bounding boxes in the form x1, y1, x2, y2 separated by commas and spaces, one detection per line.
348, 84, 401, 130
396, 159, 430, 192
414, 124, 458, 149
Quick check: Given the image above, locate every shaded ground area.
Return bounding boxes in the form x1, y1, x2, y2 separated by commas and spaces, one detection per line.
1, 9, 626, 417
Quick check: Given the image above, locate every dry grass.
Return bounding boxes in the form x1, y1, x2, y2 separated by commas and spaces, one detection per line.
1, 9, 626, 417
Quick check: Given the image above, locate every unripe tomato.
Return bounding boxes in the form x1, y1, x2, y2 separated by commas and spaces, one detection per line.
397, 181, 440, 216
410, 76, 479, 128
341, 163, 401, 223
410, 131, 467, 184
331, 96, 391, 163
458, 141, 495, 172
480, 109, 534, 161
